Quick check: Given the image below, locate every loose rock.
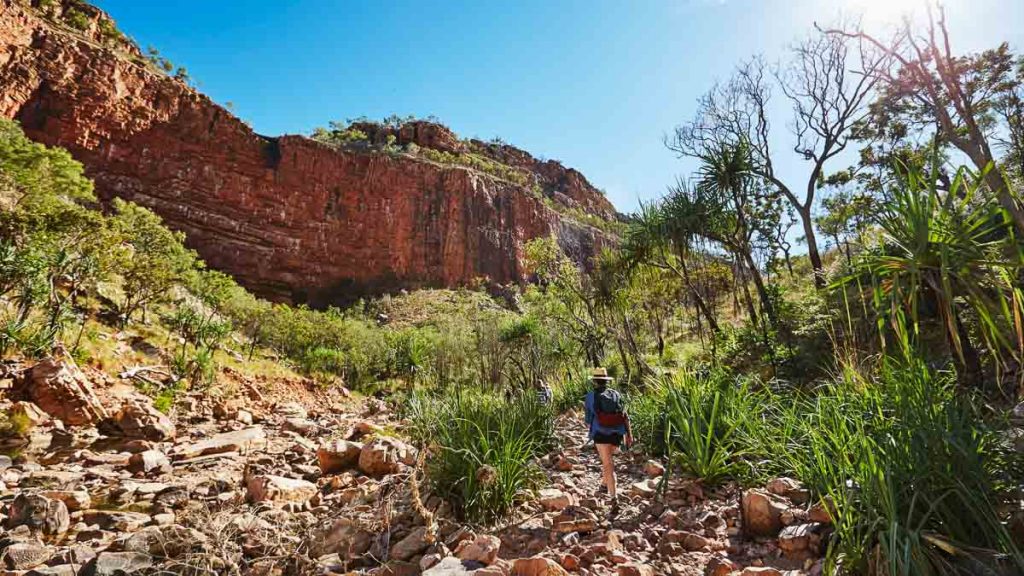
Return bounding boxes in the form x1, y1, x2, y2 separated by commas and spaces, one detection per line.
741, 489, 787, 537
102, 398, 176, 441
6, 493, 70, 536
455, 534, 501, 565
16, 356, 107, 426
618, 563, 655, 576
3, 540, 52, 570
510, 556, 570, 575
39, 490, 90, 512
127, 449, 172, 475
317, 439, 363, 474
358, 436, 415, 477
246, 474, 317, 504
81, 551, 153, 576
538, 488, 575, 512
171, 426, 267, 460
390, 526, 430, 561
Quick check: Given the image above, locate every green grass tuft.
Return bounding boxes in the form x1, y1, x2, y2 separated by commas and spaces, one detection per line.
408, 388, 555, 524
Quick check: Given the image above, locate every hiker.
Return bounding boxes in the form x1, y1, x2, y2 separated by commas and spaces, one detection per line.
535, 378, 553, 405
584, 367, 633, 513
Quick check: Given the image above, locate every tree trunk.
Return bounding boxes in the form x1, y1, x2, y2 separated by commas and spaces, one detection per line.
615, 338, 632, 384
951, 309, 984, 387
679, 256, 720, 335
797, 206, 825, 288
983, 169, 1024, 235
735, 259, 760, 325
742, 251, 776, 326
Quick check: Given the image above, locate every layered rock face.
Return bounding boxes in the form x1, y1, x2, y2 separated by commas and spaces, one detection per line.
0, 0, 615, 304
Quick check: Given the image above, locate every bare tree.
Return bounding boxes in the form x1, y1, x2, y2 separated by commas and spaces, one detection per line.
825, 4, 1024, 233
669, 29, 886, 288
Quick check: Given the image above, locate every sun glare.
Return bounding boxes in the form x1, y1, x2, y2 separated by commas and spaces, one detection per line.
843, 0, 928, 26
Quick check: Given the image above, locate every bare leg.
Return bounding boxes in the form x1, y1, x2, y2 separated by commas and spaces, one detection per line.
595, 443, 618, 500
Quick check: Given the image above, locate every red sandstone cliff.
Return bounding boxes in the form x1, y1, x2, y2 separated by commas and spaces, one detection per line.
0, 0, 616, 304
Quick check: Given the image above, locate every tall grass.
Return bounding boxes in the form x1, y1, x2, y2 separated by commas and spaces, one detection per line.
408, 389, 556, 524
551, 373, 591, 414
623, 347, 1022, 574
631, 370, 758, 484
626, 377, 671, 456
739, 354, 1023, 575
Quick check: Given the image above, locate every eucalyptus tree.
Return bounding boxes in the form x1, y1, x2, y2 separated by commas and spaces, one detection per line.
669, 30, 887, 287
524, 237, 606, 367
815, 187, 878, 266
826, 5, 1024, 234
110, 199, 197, 328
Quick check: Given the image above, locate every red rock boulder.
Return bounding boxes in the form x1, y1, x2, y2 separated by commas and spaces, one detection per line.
16, 356, 107, 426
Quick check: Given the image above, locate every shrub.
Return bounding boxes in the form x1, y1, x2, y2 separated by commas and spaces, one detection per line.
97, 18, 125, 46
63, 8, 89, 31
300, 346, 346, 377
163, 303, 230, 387
625, 378, 670, 455
0, 409, 32, 438
310, 123, 369, 149
0, 315, 56, 358
408, 389, 555, 523
152, 382, 183, 414
835, 159, 1024, 387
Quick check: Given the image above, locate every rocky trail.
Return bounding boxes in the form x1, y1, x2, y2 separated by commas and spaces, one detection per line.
1, 354, 828, 576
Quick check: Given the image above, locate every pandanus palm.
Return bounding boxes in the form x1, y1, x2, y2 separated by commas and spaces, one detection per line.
693, 140, 777, 326
841, 159, 1024, 387
624, 194, 721, 335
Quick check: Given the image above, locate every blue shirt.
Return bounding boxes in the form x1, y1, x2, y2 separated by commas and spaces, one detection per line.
584, 390, 627, 439
537, 386, 552, 404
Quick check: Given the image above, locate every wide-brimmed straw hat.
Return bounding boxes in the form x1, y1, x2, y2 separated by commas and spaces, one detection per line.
590, 367, 613, 382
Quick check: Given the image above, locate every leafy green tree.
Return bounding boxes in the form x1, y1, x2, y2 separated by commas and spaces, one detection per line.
828, 10, 1024, 234
0, 119, 93, 210
110, 199, 196, 327
524, 237, 605, 367
815, 188, 878, 266
0, 118, 115, 352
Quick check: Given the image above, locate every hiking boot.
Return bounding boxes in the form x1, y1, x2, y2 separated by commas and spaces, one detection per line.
609, 497, 619, 517
596, 485, 607, 496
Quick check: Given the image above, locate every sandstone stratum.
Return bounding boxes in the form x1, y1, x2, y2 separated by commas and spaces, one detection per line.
0, 0, 616, 305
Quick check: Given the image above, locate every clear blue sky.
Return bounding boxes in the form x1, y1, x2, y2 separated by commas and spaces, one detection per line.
93, 0, 1023, 215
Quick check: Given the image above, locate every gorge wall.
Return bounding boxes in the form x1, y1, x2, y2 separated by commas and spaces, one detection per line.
0, 0, 616, 305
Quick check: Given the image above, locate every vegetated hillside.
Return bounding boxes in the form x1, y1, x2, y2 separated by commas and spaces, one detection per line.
0, 0, 618, 306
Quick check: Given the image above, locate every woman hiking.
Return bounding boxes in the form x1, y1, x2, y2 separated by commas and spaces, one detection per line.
584, 367, 633, 514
